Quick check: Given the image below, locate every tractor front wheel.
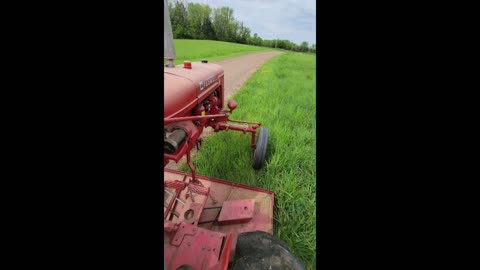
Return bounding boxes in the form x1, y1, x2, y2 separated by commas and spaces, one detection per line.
252, 127, 268, 170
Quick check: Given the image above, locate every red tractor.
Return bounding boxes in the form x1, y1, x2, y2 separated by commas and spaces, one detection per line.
163, 1, 304, 269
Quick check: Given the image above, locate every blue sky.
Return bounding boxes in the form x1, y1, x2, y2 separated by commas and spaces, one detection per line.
188, 0, 316, 46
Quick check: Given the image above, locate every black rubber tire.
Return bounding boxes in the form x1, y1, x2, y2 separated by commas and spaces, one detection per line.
252, 127, 268, 170
231, 231, 305, 270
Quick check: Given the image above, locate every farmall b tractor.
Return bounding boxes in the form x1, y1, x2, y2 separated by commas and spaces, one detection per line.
163, 1, 304, 269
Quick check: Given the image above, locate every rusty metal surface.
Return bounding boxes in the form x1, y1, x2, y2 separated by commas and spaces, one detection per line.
164, 222, 225, 270
217, 199, 255, 225
164, 169, 274, 267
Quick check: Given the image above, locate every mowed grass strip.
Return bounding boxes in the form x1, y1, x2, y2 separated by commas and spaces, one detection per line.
183, 53, 316, 269
168, 39, 270, 64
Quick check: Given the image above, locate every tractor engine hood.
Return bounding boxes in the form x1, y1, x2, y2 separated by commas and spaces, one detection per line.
164, 62, 224, 118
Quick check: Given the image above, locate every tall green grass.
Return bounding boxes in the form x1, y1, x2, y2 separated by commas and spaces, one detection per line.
182, 53, 317, 269
168, 39, 270, 64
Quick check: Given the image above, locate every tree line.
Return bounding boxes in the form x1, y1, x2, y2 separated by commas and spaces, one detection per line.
168, 0, 316, 53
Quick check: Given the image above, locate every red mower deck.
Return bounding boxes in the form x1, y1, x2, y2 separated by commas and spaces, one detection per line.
164, 169, 274, 270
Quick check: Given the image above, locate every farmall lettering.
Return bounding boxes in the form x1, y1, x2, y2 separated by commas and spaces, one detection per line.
199, 77, 216, 91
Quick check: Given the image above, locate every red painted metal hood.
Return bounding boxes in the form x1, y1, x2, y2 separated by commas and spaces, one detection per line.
164, 62, 224, 118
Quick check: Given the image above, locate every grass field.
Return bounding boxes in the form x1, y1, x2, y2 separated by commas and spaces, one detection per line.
168, 39, 270, 64
180, 52, 317, 268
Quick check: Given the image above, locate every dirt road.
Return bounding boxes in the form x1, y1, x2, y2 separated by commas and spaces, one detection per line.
217, 51, 282, 101
165, 51, 282, 170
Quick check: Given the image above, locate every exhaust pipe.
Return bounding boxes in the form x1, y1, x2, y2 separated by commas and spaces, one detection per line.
164, 0, 176, 68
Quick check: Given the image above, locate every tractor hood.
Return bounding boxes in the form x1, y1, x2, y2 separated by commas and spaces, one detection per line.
164, 62, 224, 118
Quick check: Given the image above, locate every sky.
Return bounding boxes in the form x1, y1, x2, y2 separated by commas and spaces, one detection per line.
187, 0, 316, 46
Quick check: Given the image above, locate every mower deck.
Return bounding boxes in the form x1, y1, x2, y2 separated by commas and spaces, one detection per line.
164, 169, 274, 270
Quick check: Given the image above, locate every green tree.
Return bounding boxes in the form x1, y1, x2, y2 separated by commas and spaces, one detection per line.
187, 3, 203, 39
186, 3, 215, 40
212, 7, 235, 41
252, 33, 262, 46
300, 41, 309, 52
169, 0, 191, 38
202, 11, 216, 40
237, 23, 251, 44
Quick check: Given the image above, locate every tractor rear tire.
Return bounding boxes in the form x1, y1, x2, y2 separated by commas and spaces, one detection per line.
231, 231, 305, 270
252, 127, 268, 170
